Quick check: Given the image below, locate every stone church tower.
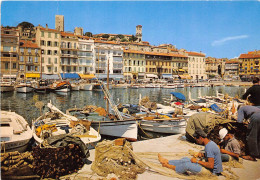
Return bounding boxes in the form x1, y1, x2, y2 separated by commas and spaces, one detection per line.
55, 15, 64, 32
136, 25, 142, 42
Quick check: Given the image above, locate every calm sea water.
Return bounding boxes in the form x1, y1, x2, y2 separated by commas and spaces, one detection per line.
1, 85, 249, 125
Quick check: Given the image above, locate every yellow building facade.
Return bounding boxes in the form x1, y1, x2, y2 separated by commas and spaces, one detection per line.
239, 51, 260, 77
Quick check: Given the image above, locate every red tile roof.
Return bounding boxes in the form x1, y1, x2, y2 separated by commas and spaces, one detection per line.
187, 51, 206, 57
94, 40, 120, 45
225, 60, 239, 64
144, 51, 187, 58
123, 50, 145, 54
61, 32, 75, 37
40, 27, 59, 32
239, 54, 260, 59
19, 40, 40, 48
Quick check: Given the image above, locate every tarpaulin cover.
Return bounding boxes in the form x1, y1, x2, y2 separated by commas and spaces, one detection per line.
60, 73, 80, 79
42, 74, 60, 80
210, 104, 224, 113
170, 92, 186, 101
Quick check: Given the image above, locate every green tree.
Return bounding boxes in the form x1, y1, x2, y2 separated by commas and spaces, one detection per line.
84, 32, 93, 37
17, 21, 34, 29
121, 38, 128, 42
102, 34, 110, 38
110, 37, 116, 41
116, 34, 124, 39
129, 35, 138, 42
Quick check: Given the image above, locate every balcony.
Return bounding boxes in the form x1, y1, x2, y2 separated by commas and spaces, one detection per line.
1, 57, 17, 62
61, 54, 78, 58
60, 45, 77, 50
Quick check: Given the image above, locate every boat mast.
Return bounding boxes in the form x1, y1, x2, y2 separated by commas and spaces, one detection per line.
106, 57, 109, 113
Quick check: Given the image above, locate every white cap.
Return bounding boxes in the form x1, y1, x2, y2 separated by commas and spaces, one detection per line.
219, 128, 228, 140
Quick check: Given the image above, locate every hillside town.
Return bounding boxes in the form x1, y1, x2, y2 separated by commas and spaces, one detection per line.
1, 15, 259, 82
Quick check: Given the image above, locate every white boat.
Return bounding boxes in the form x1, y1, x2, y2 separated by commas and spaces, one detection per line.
163, 84, 176, 89
32, 103, 101, 145
71, 83, 81, 91
0, 111, 33, 152
0, 81, 14, 92
140, 118, 187, 135
129, 84, 139, 89
80, 83, 93, 91
16, 81, 34, 93
66, 108, 138, 141
53, 81, 71, 92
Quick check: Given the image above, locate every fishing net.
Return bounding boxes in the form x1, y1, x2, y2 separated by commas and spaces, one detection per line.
91, 139, 146, 180
1, 151, 34, 177
140, 97, 157, 110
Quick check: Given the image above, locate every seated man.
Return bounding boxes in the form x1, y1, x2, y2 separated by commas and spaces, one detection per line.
219, 128, 241, 161
158, 128, 223, 175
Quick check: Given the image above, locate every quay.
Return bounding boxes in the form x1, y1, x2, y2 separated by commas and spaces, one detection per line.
61, 134, 260, 180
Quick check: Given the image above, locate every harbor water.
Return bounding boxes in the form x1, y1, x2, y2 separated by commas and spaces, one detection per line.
1, 85, 249, 125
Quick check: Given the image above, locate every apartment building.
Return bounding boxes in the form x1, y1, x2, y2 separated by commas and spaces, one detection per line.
187, 51, 206, 80
35, 25, 61, 74
1, 27, 19, 79
60, 32, 78, 73
239, 50, 260, 78
224, 59, 240, 79
123, 49, 146, 79
172, 53, 189, 78
18, 40, 41, 79
77, 35, 95, 74
94, 40, 124, 79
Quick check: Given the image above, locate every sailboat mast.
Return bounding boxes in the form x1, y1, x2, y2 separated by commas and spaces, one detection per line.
106, 57, 109, 113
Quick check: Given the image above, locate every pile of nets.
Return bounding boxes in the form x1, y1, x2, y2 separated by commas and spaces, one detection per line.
140, 96, 157, 110
91, 139, 146, 180
1, 151, 34, 177
32, 135, 88, 179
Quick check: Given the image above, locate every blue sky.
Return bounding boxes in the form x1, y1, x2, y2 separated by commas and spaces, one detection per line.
1, 1, 260, 58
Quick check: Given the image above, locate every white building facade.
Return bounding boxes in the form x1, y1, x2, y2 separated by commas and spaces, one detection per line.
188, 52, 207, 80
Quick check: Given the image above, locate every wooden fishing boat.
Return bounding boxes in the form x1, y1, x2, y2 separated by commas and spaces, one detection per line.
0, 111, 33, 152
0, 81, 14, 92
16, 81, 34, 93
34, 80, 51, 93
32, 103, 101, 145
66, 107, 138, 141
52, 81, 71, 92
80, 83, 93, 91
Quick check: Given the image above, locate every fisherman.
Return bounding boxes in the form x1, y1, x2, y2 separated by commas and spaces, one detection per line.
158, 128, 223, 175
242, 77, 260, 106
218, 128, 241, 161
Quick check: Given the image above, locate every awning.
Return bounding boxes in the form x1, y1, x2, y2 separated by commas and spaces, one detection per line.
185, 75, 192, 80
60, 73, 80, 79
26, 73, 40, 78
138, 73, 145, 77
172, 75, 179, 78
42, 74, 60, 80
178, 69, 185, 72
2, 74, 17, 79
146, 74, 158, 78
170, 92, 186, 101
95, 74, 123, 79
79, 74, 96, 79
162, 74, 173, 79
179, 75, 186, 79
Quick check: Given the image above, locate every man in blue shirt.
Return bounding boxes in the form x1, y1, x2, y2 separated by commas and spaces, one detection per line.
158, 128, 223, 175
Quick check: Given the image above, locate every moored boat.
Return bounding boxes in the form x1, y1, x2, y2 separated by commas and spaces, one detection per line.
0, 111, 33, 152
66, 107, 138, 141
0, 81, 14, 92
32, 103, 101, 145
16, 81, 34, 93
52, 81, 72, 92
